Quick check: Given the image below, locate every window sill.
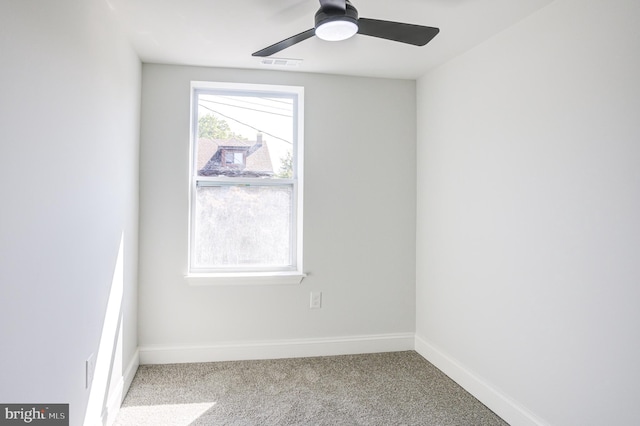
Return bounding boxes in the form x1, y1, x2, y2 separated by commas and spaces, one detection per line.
185, 271, 306, 286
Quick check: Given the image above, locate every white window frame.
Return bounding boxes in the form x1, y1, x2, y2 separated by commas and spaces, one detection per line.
186, 81, 305, 285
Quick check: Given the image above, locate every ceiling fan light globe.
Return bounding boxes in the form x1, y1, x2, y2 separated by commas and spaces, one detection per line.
315, 20, 358, 42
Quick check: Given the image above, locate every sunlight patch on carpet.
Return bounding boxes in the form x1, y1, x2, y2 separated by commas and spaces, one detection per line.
116, 402, 216, 425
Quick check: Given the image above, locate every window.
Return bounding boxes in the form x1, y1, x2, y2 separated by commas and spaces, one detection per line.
224, 151, 244, 166
188, 82, 304, 284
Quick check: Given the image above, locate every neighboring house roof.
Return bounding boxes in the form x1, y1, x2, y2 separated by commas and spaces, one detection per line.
197, 134, 273, 177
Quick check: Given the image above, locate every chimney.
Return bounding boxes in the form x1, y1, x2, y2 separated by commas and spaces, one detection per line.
247, 133, 263, 156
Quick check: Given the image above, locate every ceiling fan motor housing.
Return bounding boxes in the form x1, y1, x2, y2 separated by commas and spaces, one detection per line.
315, 1, 359, 29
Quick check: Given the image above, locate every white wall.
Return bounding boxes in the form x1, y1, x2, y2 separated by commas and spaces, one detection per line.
0, 1, 140, 424
416, 0, 640, 425
138, 65, 416, 361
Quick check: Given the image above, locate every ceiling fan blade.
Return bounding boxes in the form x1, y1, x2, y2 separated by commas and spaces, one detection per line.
252, 29, 316, 57
357, 18, 439, 46
318, 0, 346, 11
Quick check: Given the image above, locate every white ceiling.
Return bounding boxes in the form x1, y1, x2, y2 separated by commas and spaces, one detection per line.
106, 0, 554, 80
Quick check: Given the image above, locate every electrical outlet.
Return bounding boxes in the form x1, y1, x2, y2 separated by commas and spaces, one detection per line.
310, 291, 322, 309
86, 353, 96, 389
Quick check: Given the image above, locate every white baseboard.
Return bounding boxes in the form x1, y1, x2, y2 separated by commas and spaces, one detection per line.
414, 335, 549, 426
139, 333, 415, 365
103, 349, 140, 426
123, 348, 140, 396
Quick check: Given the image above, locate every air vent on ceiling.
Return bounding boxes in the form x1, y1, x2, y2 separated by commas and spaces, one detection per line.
259, 58, 302, 67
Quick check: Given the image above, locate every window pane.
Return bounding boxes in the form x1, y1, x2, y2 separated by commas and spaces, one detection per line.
196, 94, 294, 178
194, 184, 293, 268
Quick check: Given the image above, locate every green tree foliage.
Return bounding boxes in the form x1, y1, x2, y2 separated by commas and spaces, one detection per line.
198, 114, 246, 140
276, 151, 293, 178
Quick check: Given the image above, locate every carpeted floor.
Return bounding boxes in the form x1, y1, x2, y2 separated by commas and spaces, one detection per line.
114, 351, 508, 425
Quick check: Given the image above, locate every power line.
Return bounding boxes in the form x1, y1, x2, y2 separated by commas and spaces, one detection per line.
258, 96, 293, 105
216, 95, 292, 112
199, 98, 292, 118
198, 103, 292, 145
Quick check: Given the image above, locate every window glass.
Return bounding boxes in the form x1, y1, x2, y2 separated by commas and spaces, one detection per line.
195, 93, 294, 179
193, 184, 293, 268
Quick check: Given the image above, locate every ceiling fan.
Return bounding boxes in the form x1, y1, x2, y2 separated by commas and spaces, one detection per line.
252, 0, 440, 57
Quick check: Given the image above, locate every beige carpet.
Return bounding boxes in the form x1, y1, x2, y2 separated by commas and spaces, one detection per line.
115, 351, 508, 425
